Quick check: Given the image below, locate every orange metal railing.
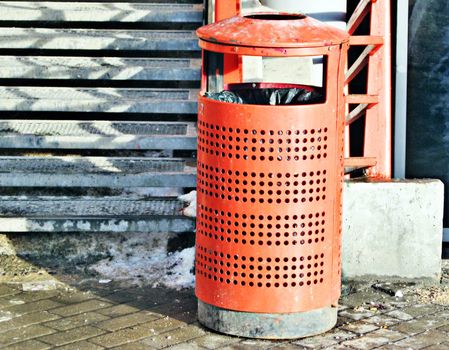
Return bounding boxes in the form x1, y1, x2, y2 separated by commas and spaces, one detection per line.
345, 0, 392, 178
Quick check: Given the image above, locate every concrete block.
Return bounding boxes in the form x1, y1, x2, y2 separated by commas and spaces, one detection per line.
342, 179, 444, 282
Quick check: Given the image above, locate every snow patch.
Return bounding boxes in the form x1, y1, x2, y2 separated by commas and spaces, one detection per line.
163, 247, 195, 290
99, 220, 128, 232
89, 233, 195, 290
178, 190, 197, 218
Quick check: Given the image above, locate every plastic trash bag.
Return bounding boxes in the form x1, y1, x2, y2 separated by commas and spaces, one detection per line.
205, 85, 323, 105
205, 90, 243, 104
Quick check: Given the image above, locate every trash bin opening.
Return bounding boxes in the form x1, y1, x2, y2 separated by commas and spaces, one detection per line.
204, 83, 324, 106
245, 14, 306, 21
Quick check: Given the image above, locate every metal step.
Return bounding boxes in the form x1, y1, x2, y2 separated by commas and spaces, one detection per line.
0, 196, 186, 216
0, 120, 197, 150
0, 87, 198, 114
0, 217, 195, 233
0, 2, 203, 23
0, 56, 201, 81
0, 196, 195, 232
0, 157, 196, 187
0, 28, 199, 51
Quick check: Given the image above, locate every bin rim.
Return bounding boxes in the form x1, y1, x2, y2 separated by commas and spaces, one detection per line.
196, 13, 350, 51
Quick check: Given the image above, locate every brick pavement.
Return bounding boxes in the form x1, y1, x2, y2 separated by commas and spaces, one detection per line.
0, 277, 448, 350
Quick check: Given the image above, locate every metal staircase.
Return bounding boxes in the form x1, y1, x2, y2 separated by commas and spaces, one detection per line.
0, 0, 202, 233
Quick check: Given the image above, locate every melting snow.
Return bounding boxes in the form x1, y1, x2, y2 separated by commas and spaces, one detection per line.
89, 233, 195, 290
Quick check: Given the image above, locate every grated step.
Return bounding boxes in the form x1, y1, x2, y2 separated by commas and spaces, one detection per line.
0, 120, 198, 150
0, 156, 187, 173
0, 157, 196, 187
0, 196, 187, 216
0, 87, 198, 114
0, 56, 201, 81
0, 28, 200, 51
0, 120, 196, 136
0, 2, 203, 23
0, 217, 195, 233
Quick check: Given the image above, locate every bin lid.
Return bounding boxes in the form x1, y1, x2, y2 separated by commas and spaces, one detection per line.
197, 13, 349, 49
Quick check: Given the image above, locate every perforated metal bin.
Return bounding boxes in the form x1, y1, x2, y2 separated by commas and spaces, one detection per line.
195, 13, 349, 339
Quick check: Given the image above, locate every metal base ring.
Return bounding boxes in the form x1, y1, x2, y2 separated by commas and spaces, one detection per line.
198, 300, 337, 339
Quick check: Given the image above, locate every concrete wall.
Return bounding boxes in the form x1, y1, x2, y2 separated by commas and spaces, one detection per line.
342, 179, 444, 282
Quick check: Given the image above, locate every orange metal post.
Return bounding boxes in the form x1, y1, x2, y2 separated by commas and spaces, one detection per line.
215, 0, 240, 21
215, 0, 242, 84
363, 0, 392, 178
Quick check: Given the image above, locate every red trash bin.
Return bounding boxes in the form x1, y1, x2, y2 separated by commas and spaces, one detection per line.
195, 13, 349, 339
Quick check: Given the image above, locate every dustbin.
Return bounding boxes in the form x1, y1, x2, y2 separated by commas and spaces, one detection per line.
195, 13, 349, 339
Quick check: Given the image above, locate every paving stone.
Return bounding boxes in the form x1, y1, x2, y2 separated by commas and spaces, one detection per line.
338, 308, 376, 321
11, 291, 59, 303
293, 330, 356, 349
150, 298, 197, 315
170, 309, 198, 324
339, 291, 383, 308
51, 292, 97, 305
338, 305, 350, 311
191, 333, 241, 349
0, 296, 23, 309
4, 299, 62, 316
51, 299, 112, 317
140, 324, 206, 348
399, 304, 442, 318
55, 340, 105, 350
341, 329, 406, 350
340, 322, 379, 334
44, 312, 109, 331
0, 284, 447, 350
423, 342, 449, 350
361, 314, 401, 327
373, 345, 406, 350
270, 343, 309, 349
2, 339, 52, 350
319, 345, 357, 350
108, 288, 182, 307
388, 301, 410, 309
389, 316, 448, 335
0, 291, 59, 309
38, 325, 106, 346
220, 339, 281, 350
438, 324, 449, 332
164, 342, 204, 350
96, 311, 161, 331
0, 324, 55, 347
430, 309, 449, 323
335, 317, 352, 328
393, 329, 449, 349
97, 304, 140, 317
385, 310, 414, 321
0, 310, 60, 333
148, 299, 198, 324
0, 309, 14, 322
111, 342, 157, 350
0, 285, 20, 298
90, 318, 185, 348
